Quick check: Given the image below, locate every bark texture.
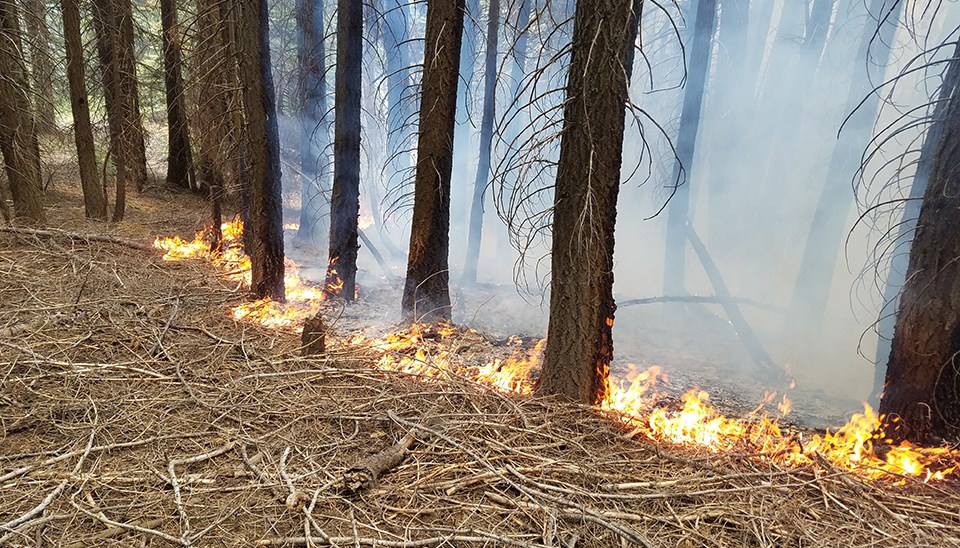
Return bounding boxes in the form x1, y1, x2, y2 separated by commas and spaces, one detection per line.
325, 0, 362, 300
0, 0, 45, 223
61, 0, 106, 220
879, 47, 960, 444
160, 0, 195, 190
535, 0, 639, 404
401, 0, 465, 322
238, 0, 285, 300
91, 0, 148, 219
22, 0, 56, 134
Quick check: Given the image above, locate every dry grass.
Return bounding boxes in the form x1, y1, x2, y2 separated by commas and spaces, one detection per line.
1, 189, 959, 547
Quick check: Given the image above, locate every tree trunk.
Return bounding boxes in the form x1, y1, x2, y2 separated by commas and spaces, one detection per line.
22, 0, 56, 134
237, 0, 285, 300
0, 0, 45, 223
401, 0, 465, 323
61, 0, 107, 220
785, 0, 902, 333
705, 0, 748, 244
662, 0, 718, 294
536, 0, 640, 404
91, 0, 147, 219
383, 0, 412, 186
874, 38, 960, 403
294, 0, 329, 249
324, 0, 362, 300
160, 0, 195, 190
878, 43, 960, 444
462, 0, 499, 283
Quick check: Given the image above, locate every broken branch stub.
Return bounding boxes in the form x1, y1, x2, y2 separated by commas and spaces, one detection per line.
343, 431, 416, 493
300, 313, 326, 356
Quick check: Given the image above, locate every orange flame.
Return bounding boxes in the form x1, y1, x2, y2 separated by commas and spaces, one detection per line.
155, 222, 960, 482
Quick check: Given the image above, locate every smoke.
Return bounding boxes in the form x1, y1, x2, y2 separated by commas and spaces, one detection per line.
273, 0, 960, 415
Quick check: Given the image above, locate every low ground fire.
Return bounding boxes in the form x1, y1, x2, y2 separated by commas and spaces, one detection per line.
155, 220, 960, 483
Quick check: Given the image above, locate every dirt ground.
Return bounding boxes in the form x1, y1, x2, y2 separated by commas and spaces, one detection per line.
1, 185, 959, 547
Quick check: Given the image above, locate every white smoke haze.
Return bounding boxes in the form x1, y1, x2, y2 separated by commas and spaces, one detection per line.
275, 0, 960, 422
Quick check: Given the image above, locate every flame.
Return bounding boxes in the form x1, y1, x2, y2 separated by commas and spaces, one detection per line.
154, 221, 960, 482
154, 218, 329, 330
359, 212, 374, 230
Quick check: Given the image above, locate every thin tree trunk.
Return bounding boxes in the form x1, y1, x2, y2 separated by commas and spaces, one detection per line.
785, 0, 903, 333
22, 0, 56, 134
878, 42, 960, 443
401, 0, 465, 323
115, 0, 148, 191
536, 0, 640, 404
383, 0, 412, 186
61, 0, 107, 219
237, 0, 285, 300
160, 0, 195, 190
462, 0, 499, 283
0, 0, 45, 223
662, 0, 718, 294
294, 0, 329, 249
324, 0, 362, 300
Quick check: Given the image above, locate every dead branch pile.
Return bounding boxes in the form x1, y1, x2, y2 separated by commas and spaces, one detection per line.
2, 219, 960, 547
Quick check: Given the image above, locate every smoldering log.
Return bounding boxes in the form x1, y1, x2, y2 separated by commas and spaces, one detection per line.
343, 431, 416, 493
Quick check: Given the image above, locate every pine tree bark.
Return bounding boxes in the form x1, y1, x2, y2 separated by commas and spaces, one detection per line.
535, 0, 640, 404
237, 0, 285, 300
22, 0, 56, 134
873, 41, 960, 403
878, 44, 960, 444
160, 0, 195, 190
462, 0, 499, 283
61, 0, 107, 220
0, 0, 45, 223
401, 0, 465, 322
91, 0, 148, 219
294, 0, 329, 249
324, 0, 362, 300
383, 0, 411, 185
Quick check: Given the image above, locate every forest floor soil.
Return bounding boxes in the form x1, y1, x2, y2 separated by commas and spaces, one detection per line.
1, 186, 959, 547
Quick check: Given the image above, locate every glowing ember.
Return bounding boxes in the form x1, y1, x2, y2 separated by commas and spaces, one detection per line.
154, 221, 960, 482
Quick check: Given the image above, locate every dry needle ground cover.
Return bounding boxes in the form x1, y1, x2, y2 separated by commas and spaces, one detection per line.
2, 189, 960, 547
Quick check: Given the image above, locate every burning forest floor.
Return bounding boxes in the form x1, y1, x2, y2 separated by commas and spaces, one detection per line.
2, 188, 960, 547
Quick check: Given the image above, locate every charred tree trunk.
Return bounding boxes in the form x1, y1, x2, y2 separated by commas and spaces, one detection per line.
401, 0, 465, 323
294, 0, 329, 249
22, 0, 56, 134
324, 0, 362, 300
462, 0, 499, 283
878, 44, 960, 444
785, 0, 902, 333
237, 0, 285, 300
0, 0, 45, 223
61, 0, 107, 220
662, 0, 718, 294
536, 0, 640, 404
160, 0, 195, 190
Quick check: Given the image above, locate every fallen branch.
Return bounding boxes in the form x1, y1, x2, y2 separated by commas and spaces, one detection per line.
0, 226, 155, 251
343, 431, 416, 493
619, 294, 783, 313
686, 226, 781, 380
